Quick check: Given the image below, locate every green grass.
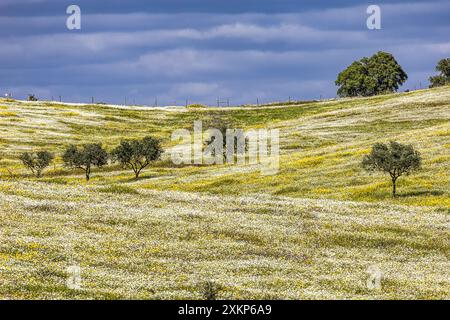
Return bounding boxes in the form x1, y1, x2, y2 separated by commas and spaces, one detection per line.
0, 86, 449, 299
98, 185, 139, 195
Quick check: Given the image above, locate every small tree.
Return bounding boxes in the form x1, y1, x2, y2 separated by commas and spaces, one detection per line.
203, 117, 248, 161
111, 136, 162, 179
63, 144, 108, 181
362, 141, 421, 197
19, 151, 54, 178
429, 58, 450, 88
204, 119, 228, 157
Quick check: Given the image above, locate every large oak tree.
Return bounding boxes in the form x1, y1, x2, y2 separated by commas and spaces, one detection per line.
336, 51, 408, 97
429, 58, 450, 88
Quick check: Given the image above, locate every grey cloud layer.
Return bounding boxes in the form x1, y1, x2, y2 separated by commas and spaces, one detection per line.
1, 1, 449, 104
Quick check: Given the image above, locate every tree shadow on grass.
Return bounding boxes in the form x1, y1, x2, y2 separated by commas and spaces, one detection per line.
397, 190, 445, 198
119, 173, 169, 184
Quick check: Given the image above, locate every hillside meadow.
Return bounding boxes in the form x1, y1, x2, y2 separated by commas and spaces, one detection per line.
0, 85, 449, 299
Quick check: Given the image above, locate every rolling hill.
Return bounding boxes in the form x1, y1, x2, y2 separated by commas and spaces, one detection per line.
0, 86, 448, 299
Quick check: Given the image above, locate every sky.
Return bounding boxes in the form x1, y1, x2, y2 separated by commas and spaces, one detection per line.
1, 0, 449, 106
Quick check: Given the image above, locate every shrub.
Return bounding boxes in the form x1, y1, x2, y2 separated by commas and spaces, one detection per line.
201, 281, 222, 300
362, 141, 421, 197
19, 151, 54, 178
111, 136, 162, 179
63, 144, 108, 181
27, 94, 38, 101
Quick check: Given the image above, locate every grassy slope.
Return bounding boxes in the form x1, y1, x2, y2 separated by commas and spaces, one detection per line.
0, 86, 449, 299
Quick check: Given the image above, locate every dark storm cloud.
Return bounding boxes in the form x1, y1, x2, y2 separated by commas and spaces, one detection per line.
0, 0, 449, 105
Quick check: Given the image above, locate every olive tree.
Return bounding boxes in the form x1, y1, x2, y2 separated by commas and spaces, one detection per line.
362, 141, 421, 197
19, 151, 54, 178
204, 120, 228, 158
63, 143, 108, 181
203, 117, 248, 163
111, 136, 162, 179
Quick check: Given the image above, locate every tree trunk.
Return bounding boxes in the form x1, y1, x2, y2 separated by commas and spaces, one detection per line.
135, 166, 144, 179
392, 177, 397, 197
85, 167, 90, 181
